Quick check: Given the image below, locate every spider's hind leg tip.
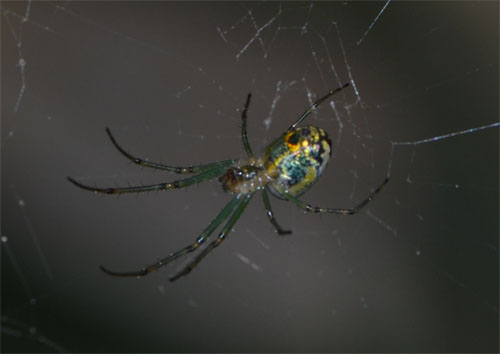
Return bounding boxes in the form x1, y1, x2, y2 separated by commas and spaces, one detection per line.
169, 274, 182, 282
169, 266, 193, 282
105, 127, 114, 138
67, 177, 93, 191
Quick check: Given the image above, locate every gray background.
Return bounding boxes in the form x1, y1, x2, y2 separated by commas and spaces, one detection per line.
2, 1, 498, 352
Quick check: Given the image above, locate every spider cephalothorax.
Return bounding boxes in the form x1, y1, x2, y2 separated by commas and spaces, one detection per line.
68, 82, 389, 281
220, 163, 268, 194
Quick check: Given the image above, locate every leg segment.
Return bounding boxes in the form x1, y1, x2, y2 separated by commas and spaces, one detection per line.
99, 195, 243, 277
67, 165, 228, 195
262, 188, 291, 235
275, 177, 389, 215
241, 94, 254, 158
287, 82, 350, 132
106, 127, 235, 173
170, 193, 252, 281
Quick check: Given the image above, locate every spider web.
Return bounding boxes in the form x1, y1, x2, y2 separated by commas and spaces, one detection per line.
2, 1, 498, 352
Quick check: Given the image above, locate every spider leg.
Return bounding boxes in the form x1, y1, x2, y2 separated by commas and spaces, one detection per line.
99, 195, 243, 277
106, 127, 235, 173
170, 193, 252, 281
275, 177, 389, 215
240, 94, 254, 158
287, 82, 350, 132
67, 165, 228, 194
262, 188, 291, 235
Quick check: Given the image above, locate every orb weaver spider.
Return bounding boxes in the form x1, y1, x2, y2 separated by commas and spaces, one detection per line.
68, 82, 389, 281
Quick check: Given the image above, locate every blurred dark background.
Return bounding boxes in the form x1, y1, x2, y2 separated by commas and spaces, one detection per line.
2, 1, 498, 352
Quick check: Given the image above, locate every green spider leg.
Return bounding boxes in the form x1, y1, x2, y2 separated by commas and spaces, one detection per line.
274, 177, 389, 215
239, 93, 291, 235
240, 93, 253, 158
106, 127, 235, 173
262, 188, 291, 235
238, 93, 289, 235
67, 163, 230, 194
170, 193, 252, 281
287, 82, 350, 132
100, 195, 243, 278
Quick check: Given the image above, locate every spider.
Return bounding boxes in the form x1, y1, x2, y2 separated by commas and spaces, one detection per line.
68, 82, 389, 281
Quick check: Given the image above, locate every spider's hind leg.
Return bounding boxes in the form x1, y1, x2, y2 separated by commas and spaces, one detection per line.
287, 82, 349, 131
276, 177, 389, 215
262, 188, 291, 235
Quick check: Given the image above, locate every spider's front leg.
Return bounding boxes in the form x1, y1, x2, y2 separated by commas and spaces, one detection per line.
100, 195, 244, 278
170, 193, 252, 281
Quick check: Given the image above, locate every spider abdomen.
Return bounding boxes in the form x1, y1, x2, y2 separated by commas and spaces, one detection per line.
265, 125, 331, 198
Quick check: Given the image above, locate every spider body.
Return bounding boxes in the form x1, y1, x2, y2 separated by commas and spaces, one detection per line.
68, 82, 389, 281
266, 125, 331, 199
221, 125, 330, 196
